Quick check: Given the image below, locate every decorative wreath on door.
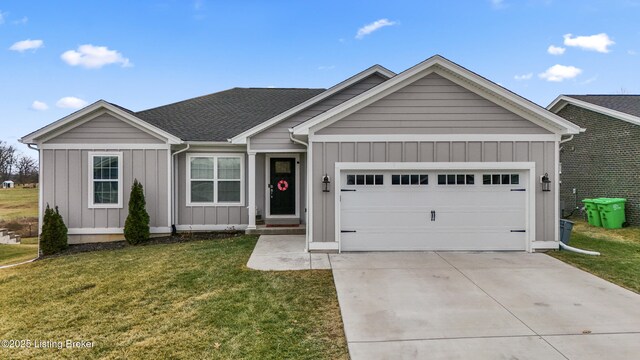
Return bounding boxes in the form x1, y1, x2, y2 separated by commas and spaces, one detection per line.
277, 179, 289, 191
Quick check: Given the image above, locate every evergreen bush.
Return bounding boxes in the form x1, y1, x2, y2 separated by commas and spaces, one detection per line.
124, 179, 150, 245
40, 204, 68, 255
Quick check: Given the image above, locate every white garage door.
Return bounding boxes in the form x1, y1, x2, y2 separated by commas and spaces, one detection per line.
339, 170, 528, 251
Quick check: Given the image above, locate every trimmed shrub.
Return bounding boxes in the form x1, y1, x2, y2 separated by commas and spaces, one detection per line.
124, 179, 150, 245
40, 204, 68, 255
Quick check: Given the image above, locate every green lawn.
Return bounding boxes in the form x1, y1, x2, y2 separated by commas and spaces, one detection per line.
0, 235, 348, 359
0, 244, 38, 267
549, 219, 640, 293
0, 187, 38, 221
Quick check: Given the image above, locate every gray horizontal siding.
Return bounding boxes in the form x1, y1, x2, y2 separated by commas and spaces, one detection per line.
250, 74, 387, 151
312, 141, 555, 243
316, 73, 551, 135
46, 114, 165, 144
41, 148, 169, 230
176, 152, 249, 226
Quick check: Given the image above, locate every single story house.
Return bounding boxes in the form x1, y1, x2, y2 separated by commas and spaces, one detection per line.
2, 180, 14, 189
21, 55, 581, 251
548, 95, 640, 225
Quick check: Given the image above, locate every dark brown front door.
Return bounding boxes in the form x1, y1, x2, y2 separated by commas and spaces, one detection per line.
269, 158, 296, 215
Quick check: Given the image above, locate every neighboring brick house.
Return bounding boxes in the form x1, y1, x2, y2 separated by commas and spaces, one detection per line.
548, 95, 640, 225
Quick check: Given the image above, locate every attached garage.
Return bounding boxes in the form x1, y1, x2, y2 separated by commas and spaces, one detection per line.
336, 163, 534, 252
292, 55, 583, 253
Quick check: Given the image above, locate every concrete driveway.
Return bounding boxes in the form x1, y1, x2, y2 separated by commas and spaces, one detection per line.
330, 252, 640, 360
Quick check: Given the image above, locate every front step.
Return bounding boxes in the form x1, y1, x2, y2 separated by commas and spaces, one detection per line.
246, 226, 305, 235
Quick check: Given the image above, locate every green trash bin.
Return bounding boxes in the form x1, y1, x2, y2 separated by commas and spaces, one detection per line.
596, 198, 627, 229
582, 199, 602, 227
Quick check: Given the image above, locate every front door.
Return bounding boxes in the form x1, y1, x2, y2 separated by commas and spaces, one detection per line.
269, 158, 296, 215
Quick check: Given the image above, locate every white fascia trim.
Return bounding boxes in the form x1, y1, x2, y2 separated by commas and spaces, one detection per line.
250, 148, 307, 153
335, 161, 535, 171
548, 95, 640, 127
183, 144, 247, 152
175, 224, 248, 231
308, 242, 339, 251
311, 134, 560, 143
68, 227, 172, 235
21, 100, 182, 144
41, 143, 171, 150
293, 55, 581, 136
230, 65, 395, 144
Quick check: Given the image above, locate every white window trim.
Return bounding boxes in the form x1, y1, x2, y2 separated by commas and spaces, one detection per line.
186, 153, 245, 207
88, 152, 123, 209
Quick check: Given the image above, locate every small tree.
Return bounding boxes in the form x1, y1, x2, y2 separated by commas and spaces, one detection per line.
124, 179, 150, 245
40, 204, 68, 255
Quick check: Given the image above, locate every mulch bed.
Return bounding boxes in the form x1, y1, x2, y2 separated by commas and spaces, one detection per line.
40, 231, 245, 258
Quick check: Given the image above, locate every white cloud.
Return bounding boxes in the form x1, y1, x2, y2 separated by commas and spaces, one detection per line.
547, 45, 565, 55
0, 10, 6, 24
31, 100, 48, 111
514, 73, 533, 81
61, 44, 132, 69
539, 64, 582, 82
9, 39, 44, 52
563, 33, 615, 53
490, 0, 506, 8
355, 19, 396, 39
56, 97, 88, 109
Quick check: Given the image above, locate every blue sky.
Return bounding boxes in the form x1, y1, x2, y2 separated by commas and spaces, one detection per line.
2, 0, 639, 154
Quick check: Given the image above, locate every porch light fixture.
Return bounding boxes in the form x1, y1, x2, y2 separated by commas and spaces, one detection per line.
541, 173, 551, 192
322, 174, 331, 192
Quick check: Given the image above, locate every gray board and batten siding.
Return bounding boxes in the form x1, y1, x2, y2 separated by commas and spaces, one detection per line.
45, 113, 166, 144
249, 74, 388, 151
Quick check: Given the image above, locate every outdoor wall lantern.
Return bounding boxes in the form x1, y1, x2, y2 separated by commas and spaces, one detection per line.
322, 174, 331, 192
541, 173, 551, 192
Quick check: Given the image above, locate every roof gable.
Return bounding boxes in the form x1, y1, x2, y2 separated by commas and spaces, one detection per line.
293, 55, 582, 136
230, 65, 395, 144
548, 95, 640, 127
20, 100, 182, 145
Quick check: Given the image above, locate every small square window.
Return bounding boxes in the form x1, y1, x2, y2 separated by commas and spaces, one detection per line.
375, 175, 384, 185
420, 175, 428, 185
492, 174, 501, 185
502, 174, 510, 184
347, 175, 355, 185
438, 174, 446, 185
410, 174, 419, 185
456, 174, 465, 185
392, 175, 400, 185
365, 175, 374, 185
356, 175, 365, 185
511, 174, 519, 185
401, 175, 410, 185
466, 174, 474, 185
447, 174, 455, 185
483, 174, 491, 185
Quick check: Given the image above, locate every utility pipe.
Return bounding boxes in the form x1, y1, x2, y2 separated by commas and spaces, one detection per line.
289, 131, 309, 252
170, 144, 190, 233
26, 143, 41, 260
559, 242, 600, 256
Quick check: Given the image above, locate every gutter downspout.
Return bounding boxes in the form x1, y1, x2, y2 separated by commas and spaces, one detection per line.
27, 143, 41, 261
289, 131, 309, 252
171, 144, 190, 234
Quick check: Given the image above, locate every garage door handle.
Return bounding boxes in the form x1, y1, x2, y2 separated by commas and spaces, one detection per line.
341, 230, 357, 233
511, 189, 526, 192
341, 189, 356, 192
431, 210, 436, 221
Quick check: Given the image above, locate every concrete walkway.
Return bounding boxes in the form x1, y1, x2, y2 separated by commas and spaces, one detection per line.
246, 235, 330, 271
331, 252, 640, 360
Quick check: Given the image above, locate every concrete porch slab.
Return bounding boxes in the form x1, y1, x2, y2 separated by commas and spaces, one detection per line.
246, 235, 331, 271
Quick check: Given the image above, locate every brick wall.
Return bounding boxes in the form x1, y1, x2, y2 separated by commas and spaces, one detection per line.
557, 104, 640, 225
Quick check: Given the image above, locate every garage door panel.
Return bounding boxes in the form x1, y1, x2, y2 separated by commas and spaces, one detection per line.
340, 170, 528, 251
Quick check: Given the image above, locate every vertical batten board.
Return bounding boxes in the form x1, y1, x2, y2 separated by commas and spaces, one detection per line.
452, 142, 466, 162
500, 142, 514, 162
468, 142, 482, 162
312, 142, 324, 242
68, 150, 82, 228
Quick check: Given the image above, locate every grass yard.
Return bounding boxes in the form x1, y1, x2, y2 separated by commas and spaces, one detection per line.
549, 219, 640, 293
0, 244, 38, 267
0, 187, 38, 221
0, 235, 348, 359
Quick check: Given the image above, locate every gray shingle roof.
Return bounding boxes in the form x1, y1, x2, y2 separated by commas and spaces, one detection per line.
566, 95, 640, 118
134, 88, 325, 141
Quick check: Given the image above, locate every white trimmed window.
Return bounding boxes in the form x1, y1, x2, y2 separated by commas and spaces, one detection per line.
187, 153, 244, 206
89, 152, 123, 208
